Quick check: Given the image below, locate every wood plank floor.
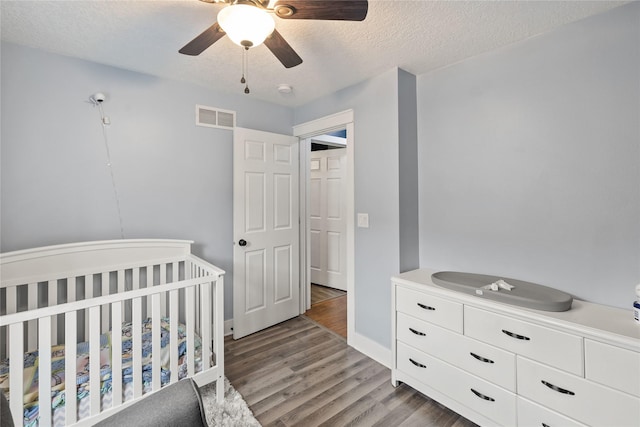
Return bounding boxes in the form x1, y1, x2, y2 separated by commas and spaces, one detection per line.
306, 284, 347, 338
225, 316, 478, 427
305, 295, 347, 338
311, 284, 347, 305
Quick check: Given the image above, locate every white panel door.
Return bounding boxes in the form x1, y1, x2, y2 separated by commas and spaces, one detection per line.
310, 148, 347, 291
233, 128, 299, 339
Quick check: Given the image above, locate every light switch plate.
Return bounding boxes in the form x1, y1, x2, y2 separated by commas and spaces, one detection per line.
357, 213, 369, 228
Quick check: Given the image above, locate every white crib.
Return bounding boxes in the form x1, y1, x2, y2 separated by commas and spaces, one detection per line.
0, 239, 225, 426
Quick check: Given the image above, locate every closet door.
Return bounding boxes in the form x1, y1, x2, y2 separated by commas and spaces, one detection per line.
309, 148, 347, 291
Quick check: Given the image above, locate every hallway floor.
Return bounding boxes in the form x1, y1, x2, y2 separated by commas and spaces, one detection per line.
304, 284, 347, 338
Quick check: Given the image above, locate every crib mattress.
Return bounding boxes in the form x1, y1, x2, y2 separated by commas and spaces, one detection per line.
0, 317, 202, 427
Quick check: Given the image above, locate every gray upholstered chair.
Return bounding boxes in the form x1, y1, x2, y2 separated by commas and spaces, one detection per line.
95, 378, 208, 427
1, 392, 14, 427
1, 379, 207, 427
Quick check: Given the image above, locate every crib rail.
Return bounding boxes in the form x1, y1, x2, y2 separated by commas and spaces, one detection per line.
0, 240, 225, 427
0, 240, 210, 353
2, 263, 188, 355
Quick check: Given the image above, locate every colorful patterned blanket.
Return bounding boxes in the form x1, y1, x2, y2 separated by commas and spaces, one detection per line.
0, 317, 202, 426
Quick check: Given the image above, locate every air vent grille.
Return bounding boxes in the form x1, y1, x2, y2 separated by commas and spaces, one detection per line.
196, 104, 236, 130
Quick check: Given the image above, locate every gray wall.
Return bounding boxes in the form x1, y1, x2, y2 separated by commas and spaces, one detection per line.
398, 69, 419, 273
417, 2, 640, 309
2, 1, 638, 352
295, 68, 402, 348
0, 42, 294, 319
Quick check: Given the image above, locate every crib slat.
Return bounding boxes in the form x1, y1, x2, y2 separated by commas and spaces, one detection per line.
67, 277, 76, 303
6, 286, 17, 360
132, 267, 140, 290
200, 281, 211, 373
131, 267, 140, 325
169, 290, 179, 384
65, 311, 78, 425
84, 275, 93, 343
101, 272, 109, 334
117, 270, 126, 294
84, 274, 94, 297
111, 301, 123, 408
160, 265, 167, 317
215, 275, 224, 403
117, 270, 126, 322
151, 294, 161, 392
89, 306, 101, 416
172, 262, 179, 283
132, 297, 143, 399
6, 286, 17, 314
85, 275, 94, 299
170, 263, 179, 382
28, 282, 37, 350
67, 277, 78, 349
186, 286, 195, 377
48, 280, 58, 345
145, 265, 153, 320
194, 267, 200, 338
9, 322, 23, 427
38, 316, 53, 427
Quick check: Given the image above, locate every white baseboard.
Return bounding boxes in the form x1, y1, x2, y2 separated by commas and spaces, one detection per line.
349, 331, 391, 369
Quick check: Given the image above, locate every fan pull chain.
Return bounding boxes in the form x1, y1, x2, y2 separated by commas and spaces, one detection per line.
240, 47, 246, 85
243, 46, 250, 94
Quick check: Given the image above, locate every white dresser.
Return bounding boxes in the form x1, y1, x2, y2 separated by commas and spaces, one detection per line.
391, 269, 640, 427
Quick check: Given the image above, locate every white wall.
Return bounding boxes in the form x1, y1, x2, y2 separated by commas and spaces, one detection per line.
417, 2, 640, 309
0, 42, 294, 319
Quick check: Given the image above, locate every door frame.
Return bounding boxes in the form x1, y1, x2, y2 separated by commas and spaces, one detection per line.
294, 110, 355, 344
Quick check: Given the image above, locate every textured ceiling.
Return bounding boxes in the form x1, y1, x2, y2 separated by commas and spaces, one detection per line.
0, 0, 629, 107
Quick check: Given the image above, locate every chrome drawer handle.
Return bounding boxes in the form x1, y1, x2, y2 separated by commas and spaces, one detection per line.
470, 352, 494, 364
501, 329, 530, 341
409, 327, 426, 336
470, 388, 495, 402
409, 358, 426, 369
417, 303, 436, 311
541, 380, 575, 396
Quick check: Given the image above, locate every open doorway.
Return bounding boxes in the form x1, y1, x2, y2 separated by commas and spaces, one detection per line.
294, 109, 355, 345
304, 131, 347, 338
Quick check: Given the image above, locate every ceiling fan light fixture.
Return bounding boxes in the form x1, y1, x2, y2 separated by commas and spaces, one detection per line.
217, 4, 275, 48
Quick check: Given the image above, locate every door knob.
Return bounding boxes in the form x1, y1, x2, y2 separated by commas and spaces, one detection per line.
238, 239, 247, 247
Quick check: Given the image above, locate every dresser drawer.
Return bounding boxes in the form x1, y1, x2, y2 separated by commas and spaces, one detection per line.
397, 342, 516, 426
396, 286, 463, 333
517, 356, 640, 427
464, 306, 583, 375
585, 339, 640, 397
397, 312, 516, 391
517, 397, 587, 427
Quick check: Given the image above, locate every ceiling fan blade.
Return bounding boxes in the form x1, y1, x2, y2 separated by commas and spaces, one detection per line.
264, 29, 303, 68
273, 0, 368, 21
179, 22, 226, 56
